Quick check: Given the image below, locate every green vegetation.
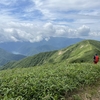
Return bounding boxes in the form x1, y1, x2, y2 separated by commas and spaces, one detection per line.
0, 39, 100, 99
2, 39, 100, 69
0, 62, 100, 100
1, 50, 57, 69
0, 48, 25, 66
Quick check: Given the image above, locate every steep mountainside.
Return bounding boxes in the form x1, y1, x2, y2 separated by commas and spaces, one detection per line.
0, 48, 26, 67
1, 39, 100, 69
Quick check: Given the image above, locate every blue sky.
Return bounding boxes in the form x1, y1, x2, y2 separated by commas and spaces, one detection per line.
0, 0, 100, 42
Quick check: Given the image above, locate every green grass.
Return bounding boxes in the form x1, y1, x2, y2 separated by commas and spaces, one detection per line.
2, 39, 100, 69
0, 62, 100, 100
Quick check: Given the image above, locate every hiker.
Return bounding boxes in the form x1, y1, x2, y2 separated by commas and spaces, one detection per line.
94, 54, 99, 64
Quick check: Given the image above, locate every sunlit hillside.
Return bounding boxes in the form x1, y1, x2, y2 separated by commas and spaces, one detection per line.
1, 39, 100, 69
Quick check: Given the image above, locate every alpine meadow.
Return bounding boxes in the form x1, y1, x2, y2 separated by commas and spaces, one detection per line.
0, 39, 100, 100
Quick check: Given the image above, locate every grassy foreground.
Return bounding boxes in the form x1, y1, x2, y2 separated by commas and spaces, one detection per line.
0, 62, 100, 100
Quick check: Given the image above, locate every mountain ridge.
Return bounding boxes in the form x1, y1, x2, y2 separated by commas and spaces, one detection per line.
1, 39, 100, 69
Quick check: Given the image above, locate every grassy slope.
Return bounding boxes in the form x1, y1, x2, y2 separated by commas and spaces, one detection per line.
1, 39, 100, 100
2, 50, 57, 69
0, 48, 26, 66
1, 39, 100, 69
0, 62, 100, 100
53, 39, 100, 63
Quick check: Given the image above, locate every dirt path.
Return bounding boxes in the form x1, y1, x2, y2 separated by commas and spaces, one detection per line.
66, 80, 100, 100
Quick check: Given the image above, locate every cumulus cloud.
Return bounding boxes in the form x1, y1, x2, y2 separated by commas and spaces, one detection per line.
0, 0, 100, 42
0, 21, 97, 42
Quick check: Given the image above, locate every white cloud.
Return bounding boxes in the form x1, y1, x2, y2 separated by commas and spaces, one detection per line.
0, 21, 99, 42
77, 25, 90, 36
0, 0, 100, 42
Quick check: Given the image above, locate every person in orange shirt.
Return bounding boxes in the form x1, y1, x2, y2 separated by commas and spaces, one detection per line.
94, 54, 99, 64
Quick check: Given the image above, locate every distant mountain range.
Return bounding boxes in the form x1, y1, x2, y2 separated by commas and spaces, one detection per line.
0, 37, 83, 56
2, 39, 100, 69
0, 48, 26, 67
